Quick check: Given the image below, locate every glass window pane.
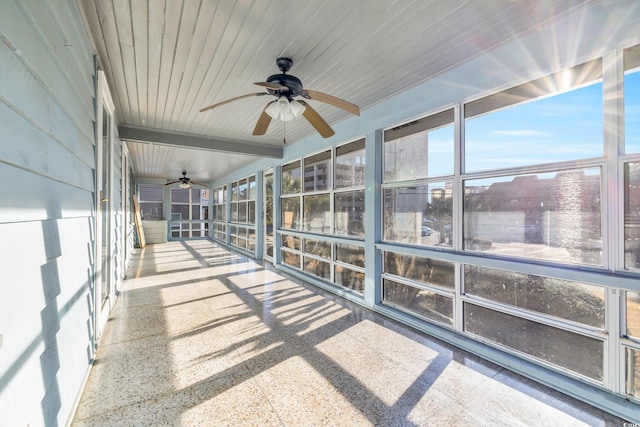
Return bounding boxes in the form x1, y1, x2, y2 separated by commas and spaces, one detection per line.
627, 291, 640, 339
384, 109, 454, 181
625, 45, 640, 154
383, 279, 453, 326
303, 238, 331, 259
171, 188, 190, 203
303, 194, 330, 233
335, 139, 365, 188
626, 348, 640, 397
191, 205, 200, 220
464, 303, 603, 381
248, 201, 255, 225
191, 189, 201, 204
465, 60, 603, 172
304, 257, 331, 279
231, 181, 238, 201
248, 175, 257, 200
282, 161, 301, 194
239, 178, 248, 201
464, 169, 602, 265
304, 150, 331, 192
282, 250, 301, 268
335, 266, 364, 293
238, 201, 247, 223
335, 190, 365, 238
139, 184, 164, 202
335, 243, 365, 268
171, 204, 189, 219
383, 182, 453, 247
281, 235, 301, 251
384, 252, 454, 290
625, 162, 640, 270
140, 202, 163, 220
281, 197, 301, 230
231, 202, 238, 222
464, 265, 605, 328
213, 187, 222, 204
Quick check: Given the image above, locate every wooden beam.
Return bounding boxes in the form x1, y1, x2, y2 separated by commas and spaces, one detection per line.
118, 125, 283, 158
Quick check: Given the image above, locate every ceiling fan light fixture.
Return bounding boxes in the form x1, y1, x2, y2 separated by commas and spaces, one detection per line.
264, 100, 281, 119
179, 182, 192, 189
290, 99, 305, 118
265, 97, 305, 122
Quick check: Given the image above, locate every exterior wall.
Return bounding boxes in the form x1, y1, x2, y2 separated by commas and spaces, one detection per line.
0, 1, 119, 425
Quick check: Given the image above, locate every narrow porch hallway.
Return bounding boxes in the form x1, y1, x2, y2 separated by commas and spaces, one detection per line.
71, 240, 625, 426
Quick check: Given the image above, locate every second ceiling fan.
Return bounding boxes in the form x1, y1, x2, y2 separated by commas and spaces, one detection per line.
200, 57, 360, 139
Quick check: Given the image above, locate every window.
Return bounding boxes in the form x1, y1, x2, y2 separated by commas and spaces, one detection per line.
304, 150, 331, 192
303, 194, 330, 234
278, 140, 366, 294
464, 303, 604, 381
382, 251, 455, 326
212, 185, 226, 242
282, 160, 301, 194
384, 109, 454, 180
384, 279, 453, 326
625, 162, 640, 270
335, 138, 365, 188
334, 243, 365, 293
383, 182, 452, 247
170, 188, 206, 238
464, 59, 603, 172
625, 44, 640, 154
464, 265, 605, 328
335, 190, 365, 237
138, 184, 163, 220
463, 169, 602, 265
282, 160, 302, 230
281, 197, 301, 230
229, 175, 256, 253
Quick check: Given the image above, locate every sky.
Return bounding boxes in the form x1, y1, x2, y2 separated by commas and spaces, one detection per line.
424, 71, 639, 177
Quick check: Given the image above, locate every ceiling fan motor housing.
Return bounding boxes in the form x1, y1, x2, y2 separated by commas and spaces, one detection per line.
266, 73, 303, 98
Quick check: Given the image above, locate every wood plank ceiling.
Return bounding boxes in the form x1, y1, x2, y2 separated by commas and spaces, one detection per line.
79, 0, 597, 184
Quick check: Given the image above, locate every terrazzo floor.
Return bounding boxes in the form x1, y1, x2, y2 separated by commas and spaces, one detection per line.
72, 240, 629, 426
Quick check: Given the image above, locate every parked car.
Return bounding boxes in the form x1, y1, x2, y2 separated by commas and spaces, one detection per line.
421, 226, 433, 236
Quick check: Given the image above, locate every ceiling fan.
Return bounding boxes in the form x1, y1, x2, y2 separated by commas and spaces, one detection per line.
200, 57, 360, 139
165, 171, 205, 189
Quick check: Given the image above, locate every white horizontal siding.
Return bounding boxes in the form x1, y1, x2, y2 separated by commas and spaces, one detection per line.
0, 0, 97, 426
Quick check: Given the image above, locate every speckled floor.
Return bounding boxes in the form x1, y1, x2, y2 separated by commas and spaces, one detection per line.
72, 240, 628, 426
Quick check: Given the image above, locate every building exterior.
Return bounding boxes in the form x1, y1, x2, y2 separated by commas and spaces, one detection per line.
1, 1, 640, 425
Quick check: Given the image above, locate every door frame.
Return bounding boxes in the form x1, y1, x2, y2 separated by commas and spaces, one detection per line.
95, 70, 116, 340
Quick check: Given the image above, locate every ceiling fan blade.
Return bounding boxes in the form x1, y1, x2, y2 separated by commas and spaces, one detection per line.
298, 101, 335, 138
190, 181, 207, 187
254, 81, 287, 91
300, 89, 360, 116
252, 104, 273, 136
164, 180, 180, 186
200, 92, 267, 113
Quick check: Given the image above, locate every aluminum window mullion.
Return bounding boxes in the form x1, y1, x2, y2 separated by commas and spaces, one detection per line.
333, 260, 365, 274
454, 104, 464, 332
604, 48, 625, 393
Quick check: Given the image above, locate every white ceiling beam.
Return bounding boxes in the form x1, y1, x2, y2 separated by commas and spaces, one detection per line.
118, 125, 283, 158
